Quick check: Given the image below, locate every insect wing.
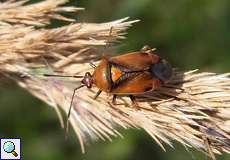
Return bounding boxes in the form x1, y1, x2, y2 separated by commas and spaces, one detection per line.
109, 51, 160, 71
111, 72, 161, 94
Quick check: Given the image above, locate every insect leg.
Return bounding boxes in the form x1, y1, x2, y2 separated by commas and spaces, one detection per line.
129, 95, 139, 109
141, 45, 152, 51
93, 90, 102, 99
140, 45, 156, 54
112, 95, 117, 105
89, 61, 96, 68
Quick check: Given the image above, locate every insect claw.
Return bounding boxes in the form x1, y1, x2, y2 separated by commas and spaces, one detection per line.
112, 95, 117, 105
129, 95, 140, 110
93, 90, 102, 99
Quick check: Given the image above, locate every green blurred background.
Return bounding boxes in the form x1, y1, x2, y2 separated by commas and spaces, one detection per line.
0, 0, 229, 159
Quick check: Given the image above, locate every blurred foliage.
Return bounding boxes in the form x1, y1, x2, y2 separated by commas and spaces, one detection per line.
0, 0, 230, 159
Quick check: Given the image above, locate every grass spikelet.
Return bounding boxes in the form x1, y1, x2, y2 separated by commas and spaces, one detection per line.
0, 0, 229, 159
0, 0, 83, 26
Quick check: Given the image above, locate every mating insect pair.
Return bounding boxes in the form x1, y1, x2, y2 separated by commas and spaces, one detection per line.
44, 45, 173, 131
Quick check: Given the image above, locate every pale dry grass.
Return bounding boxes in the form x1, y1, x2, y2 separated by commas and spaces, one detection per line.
0, 0, 83, 26
0, 0, 229, 159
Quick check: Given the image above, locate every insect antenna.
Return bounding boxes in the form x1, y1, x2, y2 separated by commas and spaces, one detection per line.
43, 74, 84, 78
65, 84, 85, 139
43, 73, 85, 137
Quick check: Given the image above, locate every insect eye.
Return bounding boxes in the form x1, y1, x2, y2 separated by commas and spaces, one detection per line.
85, 72, 91, 77
150, 59, 173, 83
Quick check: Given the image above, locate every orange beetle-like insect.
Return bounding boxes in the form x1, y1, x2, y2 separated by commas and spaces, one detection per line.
79, 46, 172, 104
45, 45, 173, 131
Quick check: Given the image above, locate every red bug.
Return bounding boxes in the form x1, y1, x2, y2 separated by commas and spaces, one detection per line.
44, 45, 172, 130
79, 45, 172, 104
